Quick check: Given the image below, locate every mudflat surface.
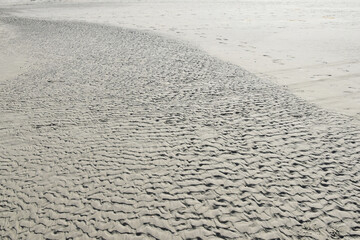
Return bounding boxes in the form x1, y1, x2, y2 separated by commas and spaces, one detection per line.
0, 16, 360, 239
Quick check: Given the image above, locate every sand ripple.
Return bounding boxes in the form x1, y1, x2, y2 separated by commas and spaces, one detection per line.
0, 17, 359, 239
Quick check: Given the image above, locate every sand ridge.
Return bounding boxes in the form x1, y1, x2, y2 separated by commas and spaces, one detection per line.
0, 16, 360, 239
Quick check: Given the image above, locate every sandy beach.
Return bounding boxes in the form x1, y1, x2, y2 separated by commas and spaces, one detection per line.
1, 1, 360, 239
4, 0, 360, 117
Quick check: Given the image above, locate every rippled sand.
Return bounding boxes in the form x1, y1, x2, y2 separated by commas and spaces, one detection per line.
0, 15, 359, 239
5, 0, 360, 117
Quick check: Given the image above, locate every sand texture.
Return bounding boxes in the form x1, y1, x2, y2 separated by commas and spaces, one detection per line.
7, 0, 360, 117
1, 16, 360, 239
0, 21, 28, 83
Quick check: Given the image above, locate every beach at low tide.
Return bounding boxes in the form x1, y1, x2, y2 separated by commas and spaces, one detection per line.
0, 1, 360, 239
4, 0, 360, 117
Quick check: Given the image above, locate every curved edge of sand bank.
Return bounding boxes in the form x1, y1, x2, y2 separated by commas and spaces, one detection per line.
2, 0, 360, 118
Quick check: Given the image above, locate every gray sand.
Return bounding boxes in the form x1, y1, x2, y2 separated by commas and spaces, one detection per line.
0, 16, 360, 239
7, 0, 360, 117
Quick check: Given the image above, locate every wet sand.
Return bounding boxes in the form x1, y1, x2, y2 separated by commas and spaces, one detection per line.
0, 14, 360, 239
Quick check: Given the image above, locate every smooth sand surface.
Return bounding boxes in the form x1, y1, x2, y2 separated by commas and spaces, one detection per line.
1, 12, 360, 239
5, 0, 360, 118
0, 22, 28, 83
